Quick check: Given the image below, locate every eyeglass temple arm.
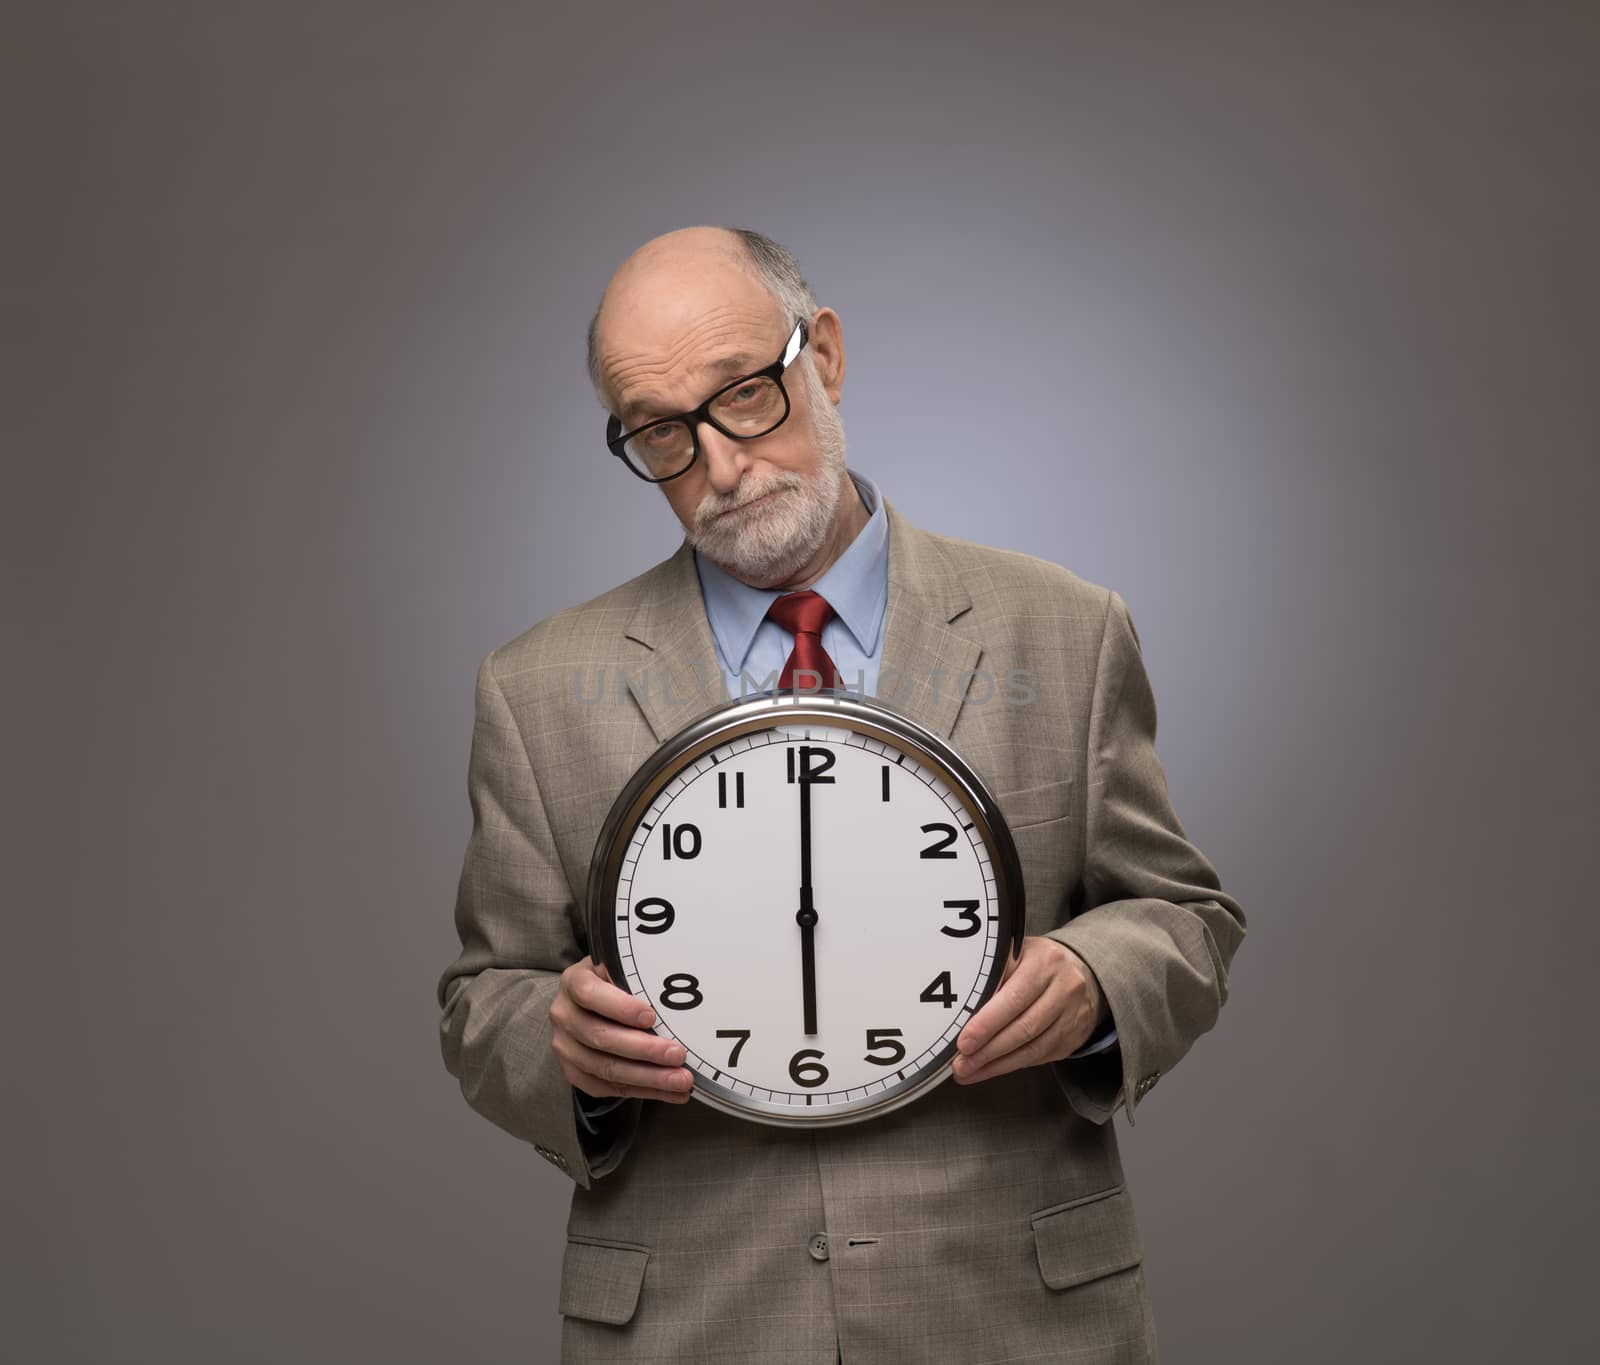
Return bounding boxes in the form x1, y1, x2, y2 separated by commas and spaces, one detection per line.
782, 317, 808, 368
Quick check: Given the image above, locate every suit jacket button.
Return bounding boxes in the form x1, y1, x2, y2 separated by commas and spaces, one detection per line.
809, 1233, 830, 1262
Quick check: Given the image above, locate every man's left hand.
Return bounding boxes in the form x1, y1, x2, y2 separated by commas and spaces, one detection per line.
952, 936, 1108, 1084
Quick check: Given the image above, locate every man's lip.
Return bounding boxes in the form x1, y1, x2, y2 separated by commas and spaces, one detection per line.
716, 489, 778, 518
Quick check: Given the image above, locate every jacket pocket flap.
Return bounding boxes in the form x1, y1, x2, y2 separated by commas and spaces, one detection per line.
1031, 1185, 1143, 1291
558, 1235, 650, 1325
996, 776, 1075, 830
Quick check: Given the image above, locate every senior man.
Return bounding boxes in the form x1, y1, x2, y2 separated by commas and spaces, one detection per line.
437, 225, 1245, 1364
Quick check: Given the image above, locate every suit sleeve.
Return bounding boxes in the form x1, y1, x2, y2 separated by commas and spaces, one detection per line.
1045, 590, 1247, 1126
436, 651, 643, 1188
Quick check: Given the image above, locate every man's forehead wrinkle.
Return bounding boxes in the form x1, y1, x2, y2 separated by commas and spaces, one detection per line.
605, 306, 781, 420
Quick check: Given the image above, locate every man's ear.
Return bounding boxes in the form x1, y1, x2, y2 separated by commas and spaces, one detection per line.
808, 307, 846, 404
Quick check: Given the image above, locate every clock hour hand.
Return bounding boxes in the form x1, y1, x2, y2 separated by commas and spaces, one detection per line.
797, 763, 819, 1036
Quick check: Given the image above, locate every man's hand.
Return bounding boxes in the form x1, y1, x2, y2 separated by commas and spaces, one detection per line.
952, 936, 1109, 1085
550, 956, 694, 1103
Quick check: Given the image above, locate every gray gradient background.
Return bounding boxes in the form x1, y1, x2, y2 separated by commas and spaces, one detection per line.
5, 2, 1596, 1361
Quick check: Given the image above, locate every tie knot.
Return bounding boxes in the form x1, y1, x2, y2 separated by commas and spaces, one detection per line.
766, 589, 834, 638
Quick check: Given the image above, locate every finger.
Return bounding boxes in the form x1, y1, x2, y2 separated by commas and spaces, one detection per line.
954, 978, 1069, 1077
957, 955, 1050, 1056
568, 961, 656, 1027
560, 1039, 695, 1101
559, 1031, 695, 1092
567, 1064, 694, 1105
952, 1020, 1066, 1085
568, 1009, 688, 1068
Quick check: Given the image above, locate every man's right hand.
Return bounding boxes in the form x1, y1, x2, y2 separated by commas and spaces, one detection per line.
550, 956, 695, 1103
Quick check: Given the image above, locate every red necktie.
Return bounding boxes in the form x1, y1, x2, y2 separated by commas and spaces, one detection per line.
766, 590, 841, 692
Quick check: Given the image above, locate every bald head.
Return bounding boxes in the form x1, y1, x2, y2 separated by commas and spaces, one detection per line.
587, 226, 817, 414
591, 229, 777, 421
608, 225, 751, 299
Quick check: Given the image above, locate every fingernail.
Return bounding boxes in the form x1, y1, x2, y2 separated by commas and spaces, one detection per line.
638, 1009, 656, 1027
666, 1044, 686, 1064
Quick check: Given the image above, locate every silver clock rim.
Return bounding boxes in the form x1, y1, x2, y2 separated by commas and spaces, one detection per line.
584, 688, 1026, 1128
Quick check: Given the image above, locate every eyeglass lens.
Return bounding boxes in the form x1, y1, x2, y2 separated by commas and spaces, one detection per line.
624, 375, 789, 479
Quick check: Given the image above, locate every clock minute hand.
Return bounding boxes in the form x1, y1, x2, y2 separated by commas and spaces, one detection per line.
797, 765, 819, 1037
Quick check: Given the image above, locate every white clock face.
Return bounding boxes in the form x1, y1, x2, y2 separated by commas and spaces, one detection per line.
604, 715, 1012, 1125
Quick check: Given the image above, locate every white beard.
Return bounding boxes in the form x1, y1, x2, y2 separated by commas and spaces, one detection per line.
685, 364, 850, 586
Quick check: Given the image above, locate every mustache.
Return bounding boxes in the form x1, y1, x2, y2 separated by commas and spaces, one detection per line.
693, 474, 804, 531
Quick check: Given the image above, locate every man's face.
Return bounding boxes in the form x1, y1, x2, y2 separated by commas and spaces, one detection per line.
597, 250, 848, 587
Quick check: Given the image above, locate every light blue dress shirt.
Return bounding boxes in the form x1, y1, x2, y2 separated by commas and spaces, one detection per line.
576, 469, 1116, 1135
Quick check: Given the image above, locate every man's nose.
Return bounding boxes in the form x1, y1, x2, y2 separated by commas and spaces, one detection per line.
697, 422, 753, 494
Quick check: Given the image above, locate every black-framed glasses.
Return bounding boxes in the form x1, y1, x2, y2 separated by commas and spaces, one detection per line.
605, 317, 810, 482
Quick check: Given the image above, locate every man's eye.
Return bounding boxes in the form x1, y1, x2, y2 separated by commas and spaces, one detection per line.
644, 421, 685, 445
725, 383, 761, 405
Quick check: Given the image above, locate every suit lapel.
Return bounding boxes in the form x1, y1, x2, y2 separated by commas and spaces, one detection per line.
622, 539, 729, 744
879, 498, 984, 741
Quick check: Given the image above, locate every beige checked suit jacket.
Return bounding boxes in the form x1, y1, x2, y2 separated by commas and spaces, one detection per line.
437, 496, 1246, 1364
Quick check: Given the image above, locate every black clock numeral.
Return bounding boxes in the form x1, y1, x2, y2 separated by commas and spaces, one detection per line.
716, 1028, 751, 1067
864, 1028, 906, 1066
633, 896, 675, 934
920, 971, 958, 1009
717, 771, 745, 809
940, 899, 981, 937
786, 745, 836, 784
789, 1048, 829, 1088
661, 822, 701, 859
920, 823, 959, 858
881, 764, 891, 802
660, 973, 703, 1010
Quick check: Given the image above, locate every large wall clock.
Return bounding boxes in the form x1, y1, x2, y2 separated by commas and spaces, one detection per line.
586, 691, 1025, 1128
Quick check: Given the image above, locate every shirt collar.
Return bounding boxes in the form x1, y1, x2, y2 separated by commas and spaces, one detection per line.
695, 469, 890, 677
